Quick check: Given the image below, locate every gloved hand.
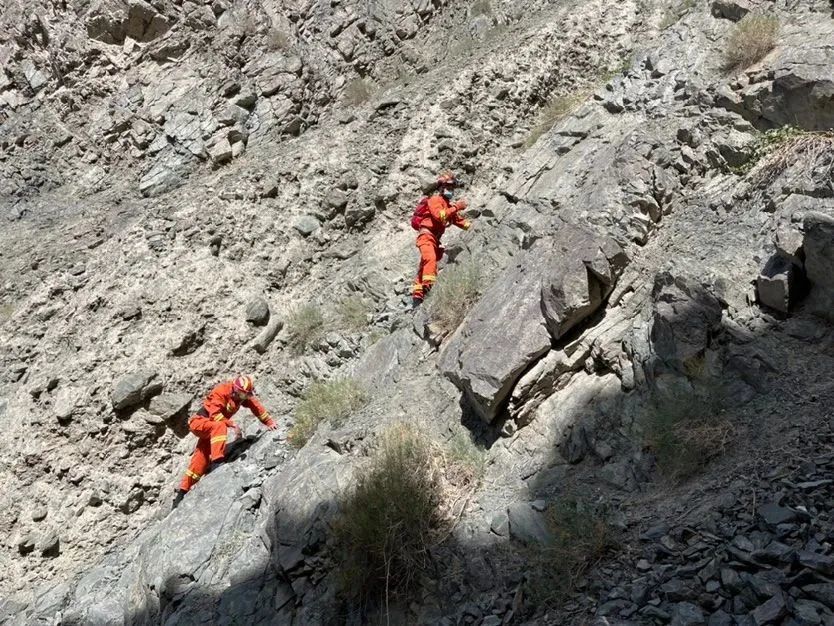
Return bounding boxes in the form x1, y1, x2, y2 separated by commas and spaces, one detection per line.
454, 198, 469, 211
264, 419, 277, 431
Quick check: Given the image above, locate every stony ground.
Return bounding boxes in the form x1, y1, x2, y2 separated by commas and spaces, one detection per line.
2, 0, 834, 624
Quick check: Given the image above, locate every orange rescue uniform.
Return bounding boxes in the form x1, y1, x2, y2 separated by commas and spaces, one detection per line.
412, 195, 470, 301
179, 381, 275, 492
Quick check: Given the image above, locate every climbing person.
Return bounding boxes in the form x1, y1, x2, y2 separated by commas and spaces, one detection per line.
173, 375, 276, 507
411, 172, 472, 307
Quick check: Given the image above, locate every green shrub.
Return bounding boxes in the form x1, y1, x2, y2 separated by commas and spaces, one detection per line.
446, 430, 486, 482
724, 13, 779, 70
528, 499, 615, 607
289, 378, 368, 447
335, 424, 482, 604
337, 297, 371, 332
428, 262, 481, 334
524, 92, 588, 148
286, 304, 324, 355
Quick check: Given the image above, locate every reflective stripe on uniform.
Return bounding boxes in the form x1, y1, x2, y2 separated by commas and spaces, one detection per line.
186, 470, 202, 480
212, 414, 225, 421
210, 436, 227, 444
423, 274, 437, 283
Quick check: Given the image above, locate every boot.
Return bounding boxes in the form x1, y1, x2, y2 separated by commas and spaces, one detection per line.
171, 489, 186, 510
209, 459, 224, 473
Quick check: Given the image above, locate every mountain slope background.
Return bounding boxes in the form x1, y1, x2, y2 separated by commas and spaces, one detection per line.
2, 0, 834, 623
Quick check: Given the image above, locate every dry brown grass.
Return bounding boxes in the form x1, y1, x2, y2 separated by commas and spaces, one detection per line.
524, 91, 589, 148
724, 13, 780, 70
744, 129, 834, 188
428, 262, 481, 335
334, 423, 480, 605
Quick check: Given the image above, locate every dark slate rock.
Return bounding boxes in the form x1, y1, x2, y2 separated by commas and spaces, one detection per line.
111, 371, 160, 410
804, 583, 834, 609
751, 593, 787, 625
669, 601, 706, 626
245, 297, 270, 326
798, 551, 834, 576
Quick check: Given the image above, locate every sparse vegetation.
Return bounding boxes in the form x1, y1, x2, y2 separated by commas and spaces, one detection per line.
336, 297, 371, 332
642, 382, 733, 483
524, 91, 589, 148
446, 430, 486, 482
733, 126, 834, 184
428, 261, 481, 334
343, 78, 375, 106
0, 302, 15, 322
289, 378, 368, 447
334, 423, 481, 604
528, 499, 616, 607
286, 304, 325, 355
724, 13, 780, 70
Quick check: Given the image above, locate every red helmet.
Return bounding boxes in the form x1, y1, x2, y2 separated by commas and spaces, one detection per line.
233, 375, 255, 396
437, 172, 459, 188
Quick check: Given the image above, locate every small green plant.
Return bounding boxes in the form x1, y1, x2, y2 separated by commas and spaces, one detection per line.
286, 304, 325, 355
524, 91, 589, 148
724, 13, 780, 70
428, 262, 481, 334
289, 378, 368, 447
337, 297, 371, 332
528, 499, 615, 607
343, 78, 375, 106
334, 424, 481, 604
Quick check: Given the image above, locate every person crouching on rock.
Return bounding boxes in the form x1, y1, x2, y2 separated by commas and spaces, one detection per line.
174, 375, 276, 507
411, 172, 472, 307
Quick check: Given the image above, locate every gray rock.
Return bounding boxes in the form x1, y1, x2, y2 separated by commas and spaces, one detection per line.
751, 593, 786, 625
344, 204, 375, 228
711, 0, 757, 21
252, 314, 284, 354
209, 138, 233, 164
507, 502, 552, 546
37, 532, 60, 558
757, 502, 797, 526
757, 255, 797, 314
245, 297, 270, 326
294, 215, 321, 236
670, 602, 706, 626
798, 551, 834, 576
111, 371, 161, 410
147, 393, 192, 421
441, 225, 627, 423
490, 511, 509, 537
804, 583, 834, 608
803, 211, 834, 319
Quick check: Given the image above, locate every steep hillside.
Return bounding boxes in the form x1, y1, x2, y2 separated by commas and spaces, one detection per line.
2, 0, 834, 623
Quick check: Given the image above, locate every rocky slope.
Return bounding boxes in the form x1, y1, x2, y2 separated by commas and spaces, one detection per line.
2, 0, 834, 623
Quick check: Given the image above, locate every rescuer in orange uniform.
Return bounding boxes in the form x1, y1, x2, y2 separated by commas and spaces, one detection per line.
174, 375, 276, 505
412, 173, 472, 306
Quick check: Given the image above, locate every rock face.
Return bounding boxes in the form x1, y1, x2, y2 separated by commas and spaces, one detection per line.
5, 0, 834, 624
441, 226, 627, 423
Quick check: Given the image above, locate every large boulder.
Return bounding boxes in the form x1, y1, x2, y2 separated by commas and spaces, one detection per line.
111, 371, 161, 411
803, 211, 834, 320
440, 225, 627, 423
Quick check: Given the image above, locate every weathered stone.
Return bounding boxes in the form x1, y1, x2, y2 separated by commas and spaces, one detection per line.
711, 0, 758, 21
209, 138, 233, 164
756, 255, 797, 314
669, 601, 706, 626
804, 583, 834, 608
111, 371, 160, 410
147, 393, 192, 421
757, 502, 797, 526
294, 215, 320, 236
803, 211, 834, 320
252, 314, 284, 354
507, 503, 552, 546
344, 204, 375, 228
245, 297, 270, 326
751, 593, 786, 624
440, 226, 627, 423
37, 532, 60, 558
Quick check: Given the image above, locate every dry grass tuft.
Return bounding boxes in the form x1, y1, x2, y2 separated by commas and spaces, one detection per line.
724, 13, 780, 70
286, 304, 325, 355
334, 423, 481, 605
288, 378, 368, 447
343, 78, 375, 106
428, 262, 481, 335
528, 500, 616, 607
524, 91, 589, 148
740, 128, 834, 187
